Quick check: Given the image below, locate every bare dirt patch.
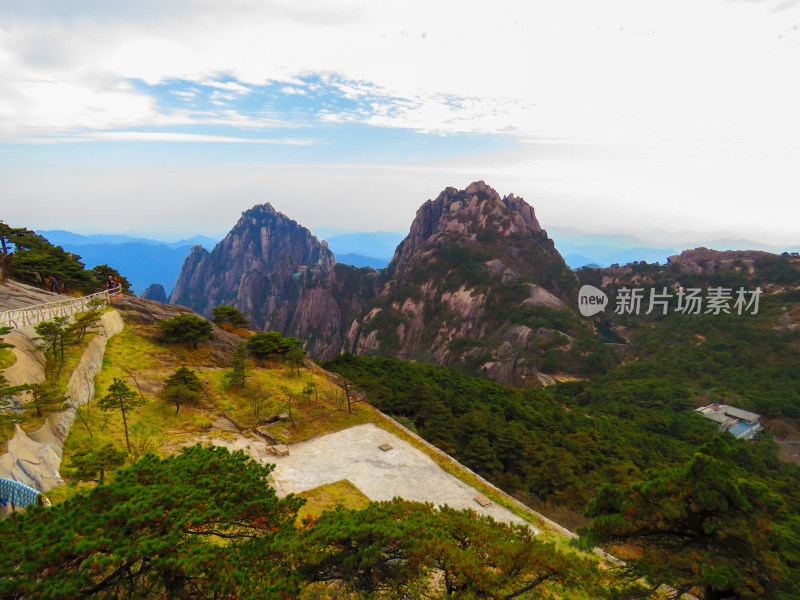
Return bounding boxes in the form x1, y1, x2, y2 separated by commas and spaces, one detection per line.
763, 418, 800, 465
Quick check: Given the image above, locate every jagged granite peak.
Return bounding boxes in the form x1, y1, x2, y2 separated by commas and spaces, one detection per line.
140, 283, 167, 303
170, 203, 377, 359
391, 181, 544, 273
171, 203, 335, 312
345, 182, 581, 385
171, 184, 587, 384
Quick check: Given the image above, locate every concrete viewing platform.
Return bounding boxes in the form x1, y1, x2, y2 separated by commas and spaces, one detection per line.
265, 423, 534, 529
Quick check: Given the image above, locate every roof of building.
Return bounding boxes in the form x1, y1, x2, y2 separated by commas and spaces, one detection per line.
703, 412, 734, 426
695, 403, 760, 423
719, 405, 760, 423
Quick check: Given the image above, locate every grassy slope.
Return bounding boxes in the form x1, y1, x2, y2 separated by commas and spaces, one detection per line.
56, 320, 594, 544
44, 318, 644, 598
56, 321, 374, 498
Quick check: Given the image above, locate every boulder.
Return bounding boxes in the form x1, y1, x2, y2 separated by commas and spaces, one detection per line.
141, 283, 167, 303
522, 284, 566, 311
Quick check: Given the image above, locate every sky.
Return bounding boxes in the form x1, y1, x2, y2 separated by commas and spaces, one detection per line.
1, 0, 799, 247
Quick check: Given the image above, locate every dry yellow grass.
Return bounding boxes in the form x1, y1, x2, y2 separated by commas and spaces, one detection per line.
0, 347, 16, 370
296, 479, 371, 525
56, 323, 373, 500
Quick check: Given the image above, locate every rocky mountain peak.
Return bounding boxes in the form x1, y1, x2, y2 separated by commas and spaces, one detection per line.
140, 283, 167, 303
344, 182, 578, 384
171, 182, 577, 385
392, 181, 544, 272
169, 201, 378, 360
170, 202, 336, 321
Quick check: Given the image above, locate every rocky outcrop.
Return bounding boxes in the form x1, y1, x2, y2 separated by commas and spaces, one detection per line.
391, 181, 545, 273
2, 329, 46, 409
113, 295, 242, 361
170, 204, 379, 359
344, 182, 578, 384
141, 283, 167, 303
0, 280, 61, 313
522, 284, 566, 310
667, 247, 772, 274
169, 183, 583, 383
582, 247, 791, 288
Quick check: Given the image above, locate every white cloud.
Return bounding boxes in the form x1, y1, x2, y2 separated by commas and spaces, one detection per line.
170, 89, 198, 100
204, 80, 251, 94
280, 86, 306, 95
2, 0, 800, 241
25, 131, 314, 144
2, 0, 797, 146
0, 78, 157, 137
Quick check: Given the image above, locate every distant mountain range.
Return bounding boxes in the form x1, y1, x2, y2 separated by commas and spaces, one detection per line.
35, 221, 797, 297
546, 226, 799, 269
35, 231, 219, 295
38, 230, 219, 251
321, 231, 404, 263
333, 254, 391, 269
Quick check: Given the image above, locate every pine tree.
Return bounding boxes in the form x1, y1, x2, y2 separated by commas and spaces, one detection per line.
98, 377, 144, 452
224, 342, 249, 388
582, 450, 800, 600
157, 313, 212, 349
24, 382, 67, 418
247, 331, 283, 362
66, 442, 126, 484
0, 445, 304, 599
66, 308, 103, 342
159, 366, 203, 414
34, 316, 69, 377
211, 305, 249, 328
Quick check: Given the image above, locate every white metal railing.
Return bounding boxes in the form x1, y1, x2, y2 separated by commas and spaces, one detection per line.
0, 286, 122, 330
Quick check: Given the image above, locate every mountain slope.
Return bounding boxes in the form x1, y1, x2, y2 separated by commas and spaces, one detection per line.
342, 181, 605, 384
170, 203, 380, 359
171, 182, 609, 383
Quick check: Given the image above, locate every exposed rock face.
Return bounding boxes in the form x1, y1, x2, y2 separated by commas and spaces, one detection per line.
667, 247, 772, 274
141, 283, 167, 303
583, 247, 789, 288
344, 181, 578, 384
390, 181, 544, 273
113, 295, 242, 361
170, 183, 585, 384
0, 311, 124, 492
522, 284, 566, 310
170, 204, 379, 359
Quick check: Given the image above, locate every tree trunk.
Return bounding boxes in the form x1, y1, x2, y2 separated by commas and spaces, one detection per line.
121, 404, 131, 452
76, 407, 93, 438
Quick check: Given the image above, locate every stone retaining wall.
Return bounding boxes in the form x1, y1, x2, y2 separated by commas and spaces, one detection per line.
0, 311, 124, 492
